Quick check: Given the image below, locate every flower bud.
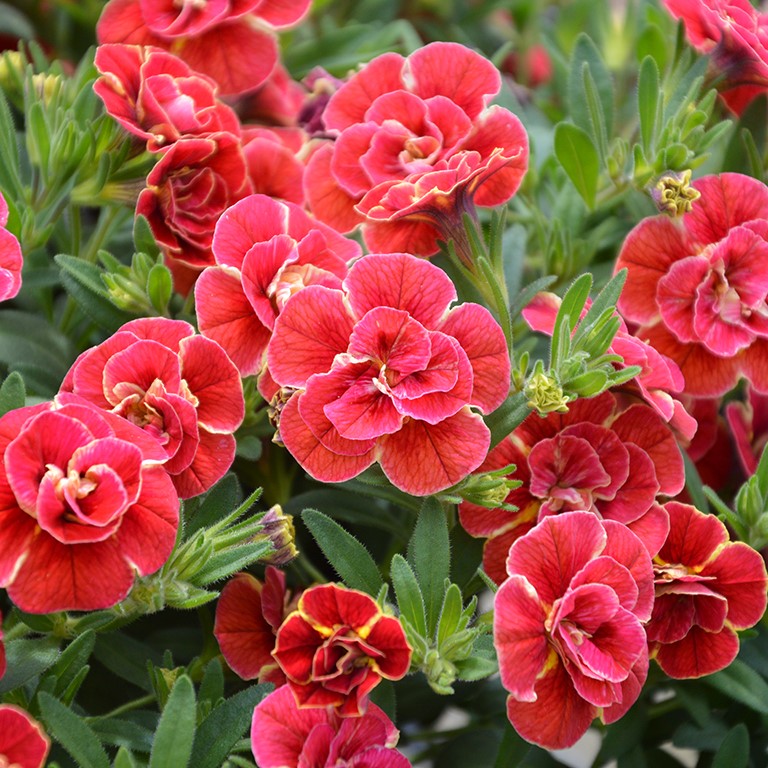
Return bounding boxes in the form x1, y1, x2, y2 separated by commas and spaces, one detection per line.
650, 169, 700, 217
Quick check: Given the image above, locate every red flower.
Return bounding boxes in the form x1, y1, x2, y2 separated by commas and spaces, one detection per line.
136, 132, 252, 290
214, 567, 298, 686
97, 0, 311, 96
0, 400, 178, 613
251, 684, 412, 768
495, 512, 654, 750
648, 501, 768, 678
195, 194, 359, 385
272, 583, 412, 717
0, 191, 22, 302
242, 127, 308, 206
304, 41, 528, 256
0, 705, 50, 768
725, 384, 768, 476
94, 44, 241, 151
459, 391, 680, 584
615, 173, 768, 397
663, 0, 768, 114
59, 318, 244, 499
267, 252, 510, 496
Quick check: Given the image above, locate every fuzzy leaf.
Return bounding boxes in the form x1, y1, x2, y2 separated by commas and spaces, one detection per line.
713, 724, 749, 768
149, 675, 196, 768
0, 636, 60, 693
390, 553, 428, 639
554, 122, 599, 208
303, 508, 384, 595
706, 660, 768, 714
0, 370, 25, 417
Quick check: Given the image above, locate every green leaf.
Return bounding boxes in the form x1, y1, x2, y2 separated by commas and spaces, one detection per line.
0, 370, 25, 416
198, 658, 225, 708
554, 122, 599, 208
50, 630, 95, 698
390, 553, 427, 638
94, 633, 163, 693
712, 724, 749, 768
558, 273, 593, 336
192, 540, 272, 585
507, 274, 557, 322
454, 655, 497, 681
184, 473, 242, 537
90, 718, 154, 753
39, 692, 111, 768
487, 390, 530, 449
113, 747, 139, 768
572, 269, 626, 347
133, 214, 161, 258
706, 659, 768, 714
638, 56, 661, 155
0, 636, 60, 693
408, 497, 450, 636
568, 33, 614, 139
147, 264, 173, 313
55, 254, 136, 331
149, 675, 196, 768
190, 684, 271, 768
303, 508, 384, 595
436, 583, 464, 649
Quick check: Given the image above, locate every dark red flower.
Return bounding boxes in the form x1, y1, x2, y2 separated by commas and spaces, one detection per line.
0, 705, 50, 768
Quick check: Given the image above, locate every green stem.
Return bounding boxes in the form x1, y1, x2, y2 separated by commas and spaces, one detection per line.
86, 694, 156, 721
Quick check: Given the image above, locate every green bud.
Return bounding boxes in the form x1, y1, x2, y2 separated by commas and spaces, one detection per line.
524, 369, 570, 415
147, 263, 173, 314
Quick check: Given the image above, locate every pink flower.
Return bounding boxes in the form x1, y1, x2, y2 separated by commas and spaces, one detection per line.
615, 173, 768, 397
272, 583, 412, 717
97, 0, 311, 96
304, 42, 528, 256
0, 400, 178, 613
648, 501, 768, 678
242, 127, 307, 206
502, 44, 553, 89
214, 567, 298, 686
522, 291, 697, 440
0, 705, 50, 768
136, 132, 252, 291
251, 685, 412, 768
267, 252, 511, 495
459, 391, 680, 584
94, 44, 241, 151
495, 511, 654, 750
663, 0, 768, 114
59, 317, 244, 499
195, 194, 360, 387
0, 192, 22, 302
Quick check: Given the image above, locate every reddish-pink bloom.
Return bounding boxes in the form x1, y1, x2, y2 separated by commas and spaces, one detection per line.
195, 194, 359, 387
136, 132, 252, 291
459, 391, 680, 585
59, 317, 244, 499
94, 44, 241, 152
522, 291, 697, 440
616, 173, 768, 397
0, 400, 178, 613
648, 501, 767, 678
0, 192, 22, 302
663, 0, 768, 114
272, 583, 412, 717
502, 44, 553, 89
0, 705, 50, 768
251, 685, 412, 768
725, 385, 768, 476
214, 567, 297, 686
304, 42, 528, 256
495, 511, 654, 750
97, 0, 311, 96
236, 62, 306, 127
242, 127, 307, 206
267, 252, 510, 496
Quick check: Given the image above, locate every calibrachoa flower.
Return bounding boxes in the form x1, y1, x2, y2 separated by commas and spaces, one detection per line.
242, 127, 307, 206
267, 252, 510, 495
93, 44, 241, 152
59, 317, 244, 499
725, 384, 768, 476
97, 0, 312, 96
214, 566, 298, 686
0, 400, 178, 613
251, 684, 412, 768
495, 511, 655, 750
0, 191, 22, 302
136, 131, 252, 291
663, 0, 768, 114
648, 501, 768, 678
459, 391, 681, 584
0, 705, 50, 768
195, 193, 359, 385
272, 583, 412, 716
304, 41, 528, 256
615, 172, 768, 397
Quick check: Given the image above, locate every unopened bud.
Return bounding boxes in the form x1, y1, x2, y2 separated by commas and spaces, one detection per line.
651, 169, 700, 217
259, 504, 298, 566
525, 370, 570, 415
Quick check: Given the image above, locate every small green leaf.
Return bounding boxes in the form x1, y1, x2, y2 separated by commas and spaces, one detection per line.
50, 630, 96, 698
638, 56, 660, 154
303, 509, 384, 595
568, 33, 614, 139
190, 684, 271, 768
558, 274, 593, 336
113, 747, 139, 768
191, 540, 272, 585
133, 214, 161, 258
0, 370, 25, 416
183, 473, 242, 537
712, 724, 749, 768
437, 584, 464, 649
706, 659, 768, 714
487, 391, 530, 449
39, 692, 111, 768
198, 658, 225, 707
147, 264, 173, 313
0, 636, 60, 693
408, 498, 450, 635
554, 123, 599, 208
149, 675, 196, 768
454, 655, 497, 681
390, 553, 427, 639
